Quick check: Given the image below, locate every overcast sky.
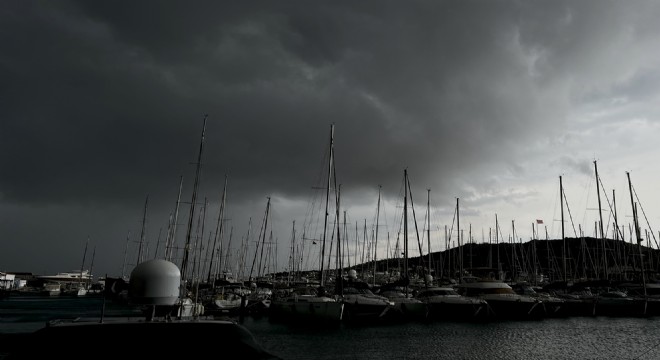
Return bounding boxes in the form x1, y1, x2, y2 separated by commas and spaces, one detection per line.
2, 1, 660, 280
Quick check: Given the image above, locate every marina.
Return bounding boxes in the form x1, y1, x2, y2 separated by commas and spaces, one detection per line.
5, 3, 660, 359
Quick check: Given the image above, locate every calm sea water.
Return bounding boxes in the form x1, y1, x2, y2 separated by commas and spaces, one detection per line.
2, 295, 660, 360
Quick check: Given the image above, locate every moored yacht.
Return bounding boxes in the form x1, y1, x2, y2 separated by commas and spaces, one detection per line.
36, 270, 92, 283
594, 290, 646, 317
336, 273, 394, 324
542, 281, 597, 317
511, 282, 565, 318
376, 282, 427, 322
414, 286, 488, 321
455, 278, 545, 320
268, 285, 344, 324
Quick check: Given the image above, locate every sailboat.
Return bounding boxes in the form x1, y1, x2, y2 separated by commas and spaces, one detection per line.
57, 238, 91, 297
268, 124, 344, 324
376, 170, 427, 321
452, 199, 545, 320
594, 171, 654, 318
147, 114, 209, 319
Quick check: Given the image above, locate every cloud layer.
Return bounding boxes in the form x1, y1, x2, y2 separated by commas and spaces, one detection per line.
2, 1, 660, 277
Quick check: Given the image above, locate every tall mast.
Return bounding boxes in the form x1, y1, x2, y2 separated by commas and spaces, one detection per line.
238, 219, 250, 281
288, 221, 296, 285
403, 169, 409, 287
208, 175, 228, 283
457, 197, 461, 283
192, 197, 208, 286
80, 237, 89, 286
137, 195, 149, 265
361, 219, 367, 278
488, 228, 493, 269
495, 214, 500, 279
469, 224, 473, 271
372, 185, 381, 287
121, 231, 130, 279
88, 245, 96, 289
224, 226, 234, 279
427, 189, 432, 284
560, 175, 566, 283
406, 173, 428, 287
335, 184, 343, 295
354, 222, 359, 271
249, 196, 271, 281
627, 171, 646, 298
511, 220, 516, 281
181, 114, 208, 287
594, 160, 607, 280
386, 232, 390, 276
166, 176, 184, 262
344, 211, 350, 269
319, 124, 334, 287
332, 146, 340, 285
446, 225, 449, 280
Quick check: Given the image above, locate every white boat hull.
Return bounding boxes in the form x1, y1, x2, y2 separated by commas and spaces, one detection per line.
269, 297, 344, 323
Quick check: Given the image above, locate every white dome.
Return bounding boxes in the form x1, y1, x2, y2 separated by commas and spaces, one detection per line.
128, 259, 181, 306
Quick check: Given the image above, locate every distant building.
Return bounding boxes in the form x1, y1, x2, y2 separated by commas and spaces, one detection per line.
0, 272, 15, 290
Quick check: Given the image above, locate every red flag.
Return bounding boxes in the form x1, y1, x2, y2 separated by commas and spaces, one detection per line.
536, 219, 544, 224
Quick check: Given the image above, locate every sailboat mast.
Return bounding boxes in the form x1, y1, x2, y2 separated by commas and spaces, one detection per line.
344, 211, 350, 269
121, 231, 130, 279
373, 185, 381, 287
181, 114, 208, 285
403, 169, 409, 286
137, 195, 149, 265
627, 171, 646, 297
207, 175, 228, 283
446, 225, 449, 280
406, 173, 428, 287
80, 237, 89, 286
224, 226, 234, 279
361, 220, 367, 278
335, 184, 343, 295
249, 197, 271, 281
427, 189, 431, 284
560, 175, 566, 283
88, 245, 96, 289
165, 176, 184, 262
354, 222, 359, 272
613, 190, 619, 240
288, 221, 296, 285
594, 160, 607, 280
511, 220, 516, 281
469, 224, 473, 271
319, 124, 334, 288
237, 219, 251, 281
457, 198, 461, 283
192, 198, 209, 285
495, 214, 500, 279
386, 232, 390, 276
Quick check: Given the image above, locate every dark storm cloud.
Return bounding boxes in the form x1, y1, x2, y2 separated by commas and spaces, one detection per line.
2, 0, 659, 274
0, 1, 622, 202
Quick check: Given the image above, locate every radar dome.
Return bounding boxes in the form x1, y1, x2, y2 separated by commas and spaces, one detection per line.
128, 259, 181, 306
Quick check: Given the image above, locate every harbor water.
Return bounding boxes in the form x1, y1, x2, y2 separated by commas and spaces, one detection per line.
2, 295, 660, 359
